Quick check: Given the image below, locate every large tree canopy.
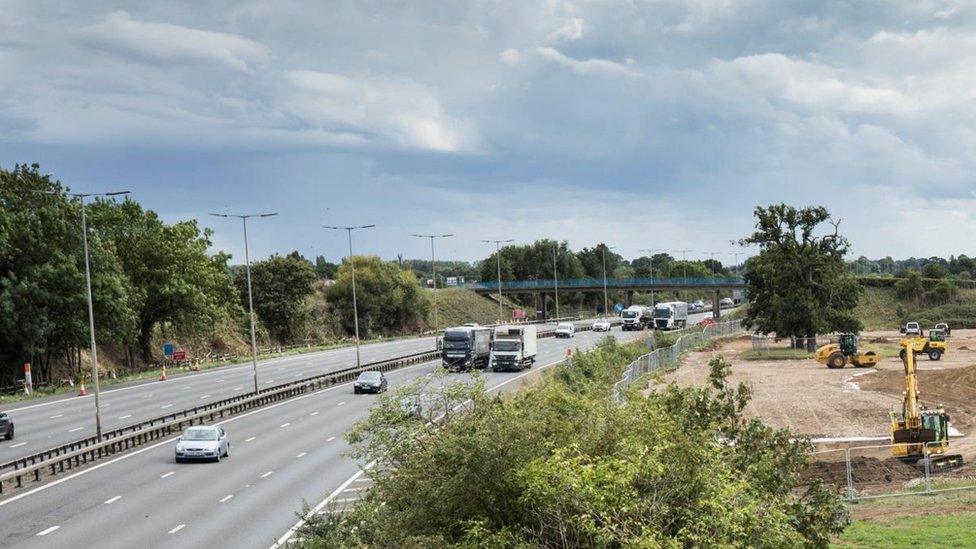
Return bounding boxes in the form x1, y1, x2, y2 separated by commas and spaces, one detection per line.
741, 204, 862, 339
237, 252, 317, 343
326, 256, 430, 336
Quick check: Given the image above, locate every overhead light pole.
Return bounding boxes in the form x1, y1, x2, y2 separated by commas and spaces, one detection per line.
210, 212, 278, 393
480, 239, 514, 323
672, 249, 693, 281
60, 190, 131, 439
552, 242, 560, 319
325, 224, 376, 368
640, 248, 663, 305
411, 233, 453, 332
601, 244, 616, 315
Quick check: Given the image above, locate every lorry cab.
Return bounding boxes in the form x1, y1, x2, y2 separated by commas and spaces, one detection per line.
491, 325, 538, 372
442, 326, 492, 371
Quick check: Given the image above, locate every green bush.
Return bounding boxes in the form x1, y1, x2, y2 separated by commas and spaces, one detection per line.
295, 340, 847, 548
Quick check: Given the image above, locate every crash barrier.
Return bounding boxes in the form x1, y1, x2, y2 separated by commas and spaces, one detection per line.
805, 441, 975, 502
611, 320, 746, 404
0, 349, 440, 495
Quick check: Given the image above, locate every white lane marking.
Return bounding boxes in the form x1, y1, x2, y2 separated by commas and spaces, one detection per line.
326, 436, 336, 442
200, 394, 212, 399
344, 486, 368, 492
144, 394, 154, 398
104, 496, 121, 504
0, 357, 438, 508
336, 402, 345, 407
353, 478, 372, 483
36, 526, 60, 536
68, 427, 84, 433
245, 436, 256, 442
161, 404, 172, 409
9, 442, 26, 448
233, 387, 244, 391
160, 471, 175, 479
333, 498, 360, 503
293, 373, 302, 377
265, 380, 276, 384
273, 347, 587, 548
280, 423, 291, 428
296, 452, 307, 458
261, 471, 274, 478
219, 494, 234, 503
49, 414, 63, 419
216, 379, 225, 383
309, 411, 319, 416
168, 524, 185, 534
118, 414, 132, 420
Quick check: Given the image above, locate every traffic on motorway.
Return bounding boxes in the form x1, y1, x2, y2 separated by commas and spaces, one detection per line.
0, 311, 712, 548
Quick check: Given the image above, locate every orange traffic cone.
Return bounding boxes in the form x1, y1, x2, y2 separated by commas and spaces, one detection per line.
160, 364, 168, 381
78, 383, 87, 396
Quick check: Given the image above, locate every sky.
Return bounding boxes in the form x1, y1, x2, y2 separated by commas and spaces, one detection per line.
2, 0, 976, 265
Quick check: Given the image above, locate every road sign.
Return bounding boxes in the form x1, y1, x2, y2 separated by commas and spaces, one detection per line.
163, 343, 175, 357
614, 303, 624, 313
172, 350, 187, 361
513, 309, 526, 319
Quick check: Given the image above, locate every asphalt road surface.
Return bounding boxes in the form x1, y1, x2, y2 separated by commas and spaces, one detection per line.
0, 314, 710, 548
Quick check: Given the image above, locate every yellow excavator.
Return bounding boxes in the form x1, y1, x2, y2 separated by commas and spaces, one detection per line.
890, 337, 963, 468
815, 334, 882, 369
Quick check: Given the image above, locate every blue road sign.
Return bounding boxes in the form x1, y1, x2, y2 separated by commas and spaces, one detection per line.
614, 303, 624, 313
163, 343, 175, 358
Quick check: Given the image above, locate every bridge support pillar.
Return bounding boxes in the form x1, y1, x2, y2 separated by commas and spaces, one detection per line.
626, 290, 634, 307
713, 290, 721, 320
537, 293, 547, 319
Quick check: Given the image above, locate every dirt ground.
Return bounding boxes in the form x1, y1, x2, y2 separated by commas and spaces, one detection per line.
660, 329, 976, 464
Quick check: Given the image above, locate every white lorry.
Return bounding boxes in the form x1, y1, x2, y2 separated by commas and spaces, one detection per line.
620, 305, 653, 331
652, 301, 689, 330
491, 325, 537, 371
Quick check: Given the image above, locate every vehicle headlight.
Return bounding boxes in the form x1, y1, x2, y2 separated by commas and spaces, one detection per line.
176, 444, 184, 451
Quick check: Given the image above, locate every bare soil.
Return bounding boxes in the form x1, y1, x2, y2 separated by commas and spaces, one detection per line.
659, 329, 976, 462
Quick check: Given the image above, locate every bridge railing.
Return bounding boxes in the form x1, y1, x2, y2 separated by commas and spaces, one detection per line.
460, 277, 745, 291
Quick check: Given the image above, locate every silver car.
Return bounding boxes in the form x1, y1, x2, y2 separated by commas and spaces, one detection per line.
175, 425, 230, 463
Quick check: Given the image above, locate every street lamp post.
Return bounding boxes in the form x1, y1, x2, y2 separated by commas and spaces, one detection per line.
552, 243, 560, 319
325, 224, 376, 369
64, 190, 130, 439
600, 244, 616, 315
640, 248, 662, 305
480, 239, 514, 323
672, 249, 693, 281
210, 212, 278, 393
411, 233, 453, 331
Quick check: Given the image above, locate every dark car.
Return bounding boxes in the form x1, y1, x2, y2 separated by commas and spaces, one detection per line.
354, 371, 388, 394
0, 412, 12, 440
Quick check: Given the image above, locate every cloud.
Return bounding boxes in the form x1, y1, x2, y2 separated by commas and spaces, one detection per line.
535, 47, 643, 78
549, 17, 585, 41
78, 11, 268, 72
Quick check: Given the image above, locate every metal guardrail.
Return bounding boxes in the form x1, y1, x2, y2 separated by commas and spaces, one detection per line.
461, 276, 746, 291
612, 320, 746, 404
0, 349, 441, 495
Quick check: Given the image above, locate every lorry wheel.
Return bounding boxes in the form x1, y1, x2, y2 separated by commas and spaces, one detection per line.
928, 349, 942, 361
826, 353, 846, 369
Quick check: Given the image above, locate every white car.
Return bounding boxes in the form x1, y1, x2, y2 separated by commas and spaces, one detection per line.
554, 322, 576, 338
592, 319, 612, 332
175, 425, 230, 463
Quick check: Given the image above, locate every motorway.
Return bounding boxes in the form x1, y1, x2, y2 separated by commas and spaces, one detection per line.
0, 314, 708, 548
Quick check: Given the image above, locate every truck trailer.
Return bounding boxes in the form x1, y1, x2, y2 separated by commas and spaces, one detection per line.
441, 326, 493, 371
491, 325, 537, 371
653, 301, 689, 330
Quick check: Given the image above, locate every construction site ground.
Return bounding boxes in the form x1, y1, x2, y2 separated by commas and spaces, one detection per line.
658, 329, 976, 498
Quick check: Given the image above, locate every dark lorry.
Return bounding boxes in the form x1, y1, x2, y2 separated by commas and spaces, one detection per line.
441, 325, 492, 371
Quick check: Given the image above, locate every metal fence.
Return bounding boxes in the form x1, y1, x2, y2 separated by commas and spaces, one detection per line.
612, 320, 746, 404
805, 441, 976, 502
461, 276, 746, 291
748, 335, 829, 358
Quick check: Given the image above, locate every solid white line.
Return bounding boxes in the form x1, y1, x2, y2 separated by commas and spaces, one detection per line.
168, 524, 185, 534
219, 494, 234, 503
280, 423, 290, 428
0, 358, 436, 509
68, 427, 83, 433
245, 436, 256, 442
161, 404, 172, 409
118, 414, 132, 420
36, 526, 60, 536
326, 436, 336, 442
160, 471, 175, 479
104, 496, 121, 504
9, 442, 26, 448
296, 452, 307, 458
333, 498, 360, 503
261, 471, 274, 478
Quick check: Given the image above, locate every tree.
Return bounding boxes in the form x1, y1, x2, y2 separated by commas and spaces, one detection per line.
922, 262, 949, 279
326, 256, 430, 335
87, 199, 240, 362
740, 204, 862, 343
894, 271, 925, 303
237, 253, 317, 343
314, 255, 339, 280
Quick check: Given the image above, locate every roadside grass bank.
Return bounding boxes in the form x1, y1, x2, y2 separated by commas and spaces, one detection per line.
835, 489, 976, 548
856, 286, 976, 330
295, 332, 847, 547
